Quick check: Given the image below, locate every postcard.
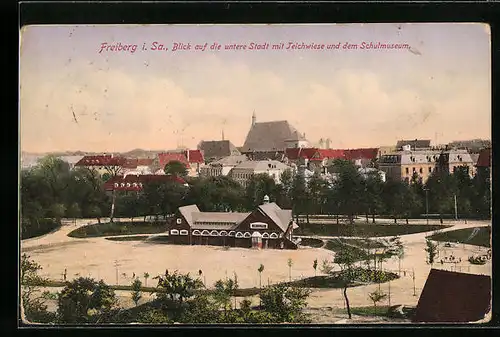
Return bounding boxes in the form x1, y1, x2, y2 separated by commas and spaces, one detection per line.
19, 23, 492, 325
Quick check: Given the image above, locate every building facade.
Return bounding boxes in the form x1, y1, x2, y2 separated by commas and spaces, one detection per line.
166, 201, 299, 249
199, 155, 249, 178
229, 160, 291, 187
379, 148, 475, 183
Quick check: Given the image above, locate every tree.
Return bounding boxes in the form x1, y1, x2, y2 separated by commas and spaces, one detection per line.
49, 203, 66, 222
212, 277, 238, 320
258, 264, 265, 289
131, 279, 142, 306
329, 159, 364, 224
307, 172, 329, 218
153, 270, 204, 320
87, 205, 103, 224
332, 248, 359, 319
425, 239, 438, 267
259, 284, 311, 323
245, 174, 278, 210
164, 160, 188, 177
363, 171, 385, 223
291, 170, 308, 223
20, 254, 55, 323
426, 171, 455, 224
143, 272, 150, 287
368, 289, 387, 309
277, 168, 294, 209
313, 259, 318, 277
287, 258, 293, 282
66, 202, 81, 225
57, 277, 118, 323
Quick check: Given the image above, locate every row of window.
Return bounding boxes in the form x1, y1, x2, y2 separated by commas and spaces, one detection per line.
232, 172, 253, 179
404, 165, 470, 175
170, 229, 280, 238
114, 182, 143, 188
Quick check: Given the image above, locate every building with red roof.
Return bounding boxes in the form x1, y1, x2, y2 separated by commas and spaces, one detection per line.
75, 154, 127, 167
103, 174, 187, 192
156, 150, 205, 177
476, 148, 491, 168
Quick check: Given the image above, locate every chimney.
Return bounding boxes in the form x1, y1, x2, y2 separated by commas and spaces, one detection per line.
326, 139, 331, 149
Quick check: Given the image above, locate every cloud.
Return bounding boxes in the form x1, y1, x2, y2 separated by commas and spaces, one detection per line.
20, 53, 490, 152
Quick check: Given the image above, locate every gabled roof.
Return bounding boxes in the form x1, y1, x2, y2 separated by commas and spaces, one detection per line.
179, 205, 201, 226
185, 149, 205, 163
285, 148, 319, 161
103, 174, 187, 191
413, 269, 491, 323
231, 160, 289, 171
318, 149, 346, 161
258, 202, 293, 232
158, 153, 191, 169
198, 140, 240, 159
242, 120, 306, 153
396, 139, 431, 149
192, 212, 251, 226
75, 155, 127, 167
476, 148, 491, 168
343, 148, 379, 161
211, 155, 249, 167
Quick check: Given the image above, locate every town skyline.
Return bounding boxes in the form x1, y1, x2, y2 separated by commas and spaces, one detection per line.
20, 23, 491, 153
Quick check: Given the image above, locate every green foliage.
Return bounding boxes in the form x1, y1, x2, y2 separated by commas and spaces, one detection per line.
244, 174, 278, 210
137, 308, 173, 324
57, 277, 118, 324
131, 279, 142, 306
259, 284, 311, 323
425, 239, 438, 266
20, 254, 55, 323
153, 270, 204, 319
427, 226, 491, 248
368, 289, 387, 308
164, 160, 188, 177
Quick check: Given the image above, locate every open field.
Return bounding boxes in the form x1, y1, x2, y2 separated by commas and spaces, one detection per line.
426, 226, 491, 248
21, 218, 492, 323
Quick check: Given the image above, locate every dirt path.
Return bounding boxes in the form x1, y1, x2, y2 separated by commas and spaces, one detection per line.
20, 218, 491, 321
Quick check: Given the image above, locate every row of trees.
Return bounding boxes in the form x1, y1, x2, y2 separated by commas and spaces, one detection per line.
21, 156, 491, 237
21, 255, 311, 324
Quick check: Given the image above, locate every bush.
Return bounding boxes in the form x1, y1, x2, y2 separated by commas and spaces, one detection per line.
21, 218, 61, 240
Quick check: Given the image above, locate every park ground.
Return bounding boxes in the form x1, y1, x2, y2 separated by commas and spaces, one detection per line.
21, 217, 492, 324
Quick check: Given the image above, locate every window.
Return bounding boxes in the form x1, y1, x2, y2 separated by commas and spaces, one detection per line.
269, 233, 279, 239
405, 167, 409, 174
210, 230, 218, 236
235, 232, 244, 238
176, 218, 182, 224
250, 222, 268, 229
192, 230, 201, 236
220, 231, 227, 236
180, 230, 188, 235
419, 168, 423, 174
262, 233, 270, 238
412, 167, 416, 173
170, 229, 179, 235
114, 183, 119, 188
428, 167, 432, 173
228, 231, 236, 236
243, 232, 251, 238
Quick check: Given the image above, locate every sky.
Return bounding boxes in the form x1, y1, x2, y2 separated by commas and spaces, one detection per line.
19, 23, 491, 153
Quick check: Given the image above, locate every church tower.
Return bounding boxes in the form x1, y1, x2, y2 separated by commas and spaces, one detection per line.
252, 111, 256, 127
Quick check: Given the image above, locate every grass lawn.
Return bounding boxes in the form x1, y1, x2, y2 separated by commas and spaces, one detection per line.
68, 222, 168, 238
337, 305, 392, 317
284, 269, 399, 289
105, 235, 151, 242
299, 223, 451, 237
427, 226, 491, 248
298, 238, 324, 248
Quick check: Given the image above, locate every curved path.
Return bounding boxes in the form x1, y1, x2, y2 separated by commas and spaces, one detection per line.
21, 218, 491, 319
